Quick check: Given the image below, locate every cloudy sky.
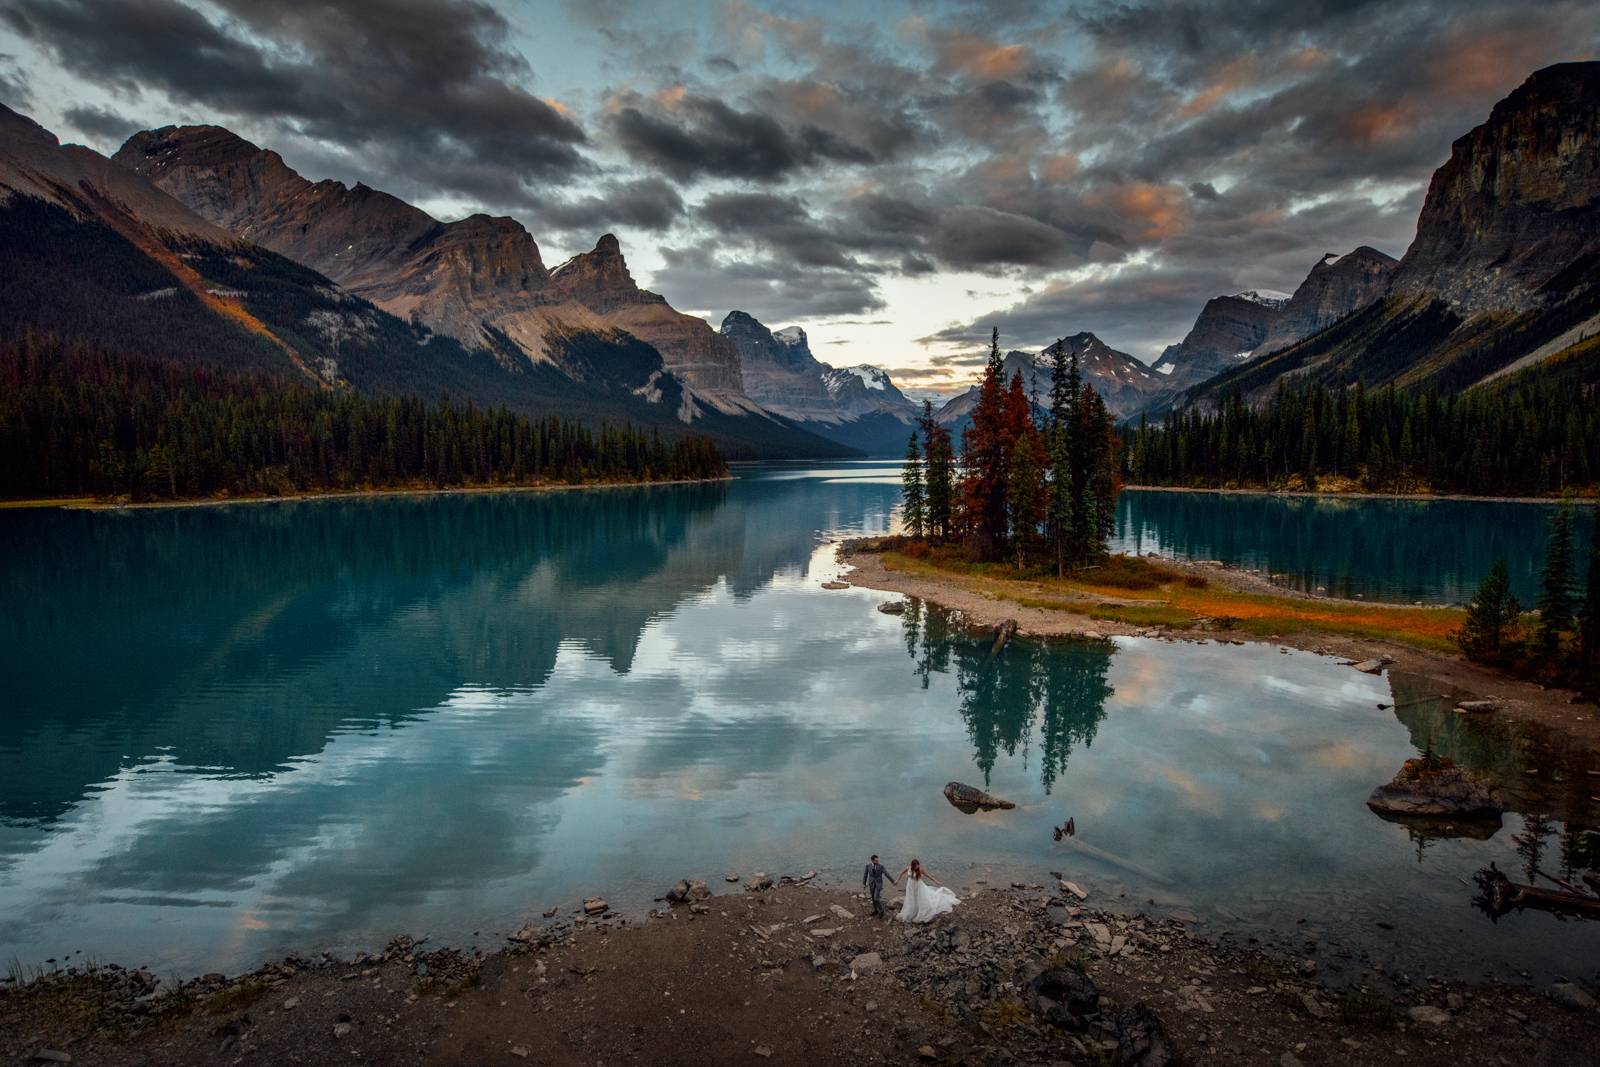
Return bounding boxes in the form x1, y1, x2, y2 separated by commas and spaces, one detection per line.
2, 0, 1597, 393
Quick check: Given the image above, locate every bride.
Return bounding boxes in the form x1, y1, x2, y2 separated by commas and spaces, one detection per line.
896, 858, 959, 923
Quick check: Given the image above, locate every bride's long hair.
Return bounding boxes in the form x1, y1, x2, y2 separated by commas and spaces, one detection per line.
910, 858, 922, 878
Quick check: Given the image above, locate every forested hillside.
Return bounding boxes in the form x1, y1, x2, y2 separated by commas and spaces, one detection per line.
0, 336, 727, 502
1124, 342, 1600, 497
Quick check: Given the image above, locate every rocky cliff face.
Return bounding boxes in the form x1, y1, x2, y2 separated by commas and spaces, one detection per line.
114, 126, 567, 362
1389, 62, 1600, 313
1257, 247, 1398, 353
547, 236, 745, 396
1154, 292, 1287, 381
114, 126, 752, 398
719, 310, 913, 426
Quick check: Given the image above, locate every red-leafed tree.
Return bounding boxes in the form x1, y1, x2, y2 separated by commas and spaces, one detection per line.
961, 327, 1010, 560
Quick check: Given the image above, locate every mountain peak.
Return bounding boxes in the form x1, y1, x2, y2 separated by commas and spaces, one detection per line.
594, 232, 621, 256
1389, 59, 1600, 313
0, 102, 59, 148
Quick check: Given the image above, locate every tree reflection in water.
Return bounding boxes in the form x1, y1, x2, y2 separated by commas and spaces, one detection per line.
898, 600, 1113, 792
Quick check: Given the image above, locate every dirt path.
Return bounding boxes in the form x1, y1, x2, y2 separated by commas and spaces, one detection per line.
5, 881, 1597, 1066
839, 543, 1600, 747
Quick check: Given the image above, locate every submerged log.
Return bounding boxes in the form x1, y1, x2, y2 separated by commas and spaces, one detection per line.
944, 781, 1016, 812
1478, 865, 1600, 919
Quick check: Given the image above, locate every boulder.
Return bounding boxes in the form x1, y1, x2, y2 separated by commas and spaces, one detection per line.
1028, 966, 1100, 1029
849, 951, 884, 973
1454, 699, 1498, 714
877, 600, 906, 615
1351, 657, 1393, 674
1115, 1002, 1177, 1066
1550, 981, 1598, 1012
582, 897, 608, 915
665, 879, 711, 905
821, 580, 850, 590
943, 781, 1016, 813
1366, 758, 1503, 818
1408, 1005, 1451, 1025
744, 872, 774, 892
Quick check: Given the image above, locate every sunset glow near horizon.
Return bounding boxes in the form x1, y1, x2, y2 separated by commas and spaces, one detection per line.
4, 0, 1597, 393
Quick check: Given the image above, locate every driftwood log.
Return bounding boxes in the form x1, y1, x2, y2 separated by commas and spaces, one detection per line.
1479, 864, 1600, 919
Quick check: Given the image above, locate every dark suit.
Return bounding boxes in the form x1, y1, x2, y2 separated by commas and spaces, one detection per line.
863, 861, 896, 916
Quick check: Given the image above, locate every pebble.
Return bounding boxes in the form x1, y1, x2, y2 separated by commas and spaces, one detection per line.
510, 1047, 530, 1059
332, 1022, 352, 1038
753, 1047, 773, 1059
1408, 1005, 1451, 1025
830, 904, 855, 920
281, 997, 299, 1010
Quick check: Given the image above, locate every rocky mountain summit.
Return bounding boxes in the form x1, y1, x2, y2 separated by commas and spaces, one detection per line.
719, 310, 916, 452
1183, 61, 1600, 407
1256, 247, 1399, 353
114, 125, 750, 406
1390, 61, 1600, 314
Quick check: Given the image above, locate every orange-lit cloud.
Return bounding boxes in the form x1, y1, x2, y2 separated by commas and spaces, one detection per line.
1087, 182, 1188, 242
930, 30, 1034, 81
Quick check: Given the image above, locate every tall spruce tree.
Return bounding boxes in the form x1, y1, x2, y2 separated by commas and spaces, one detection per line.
1456, 558, 1521, 663
1537, 499, 1576, 655
1048, 339, 1074, 576
920, 400, 954, 541
902, 430, 926, 539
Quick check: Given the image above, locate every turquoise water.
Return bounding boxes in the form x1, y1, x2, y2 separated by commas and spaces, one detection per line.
1, 463, 1595, 987
1116, 489, 1593, 605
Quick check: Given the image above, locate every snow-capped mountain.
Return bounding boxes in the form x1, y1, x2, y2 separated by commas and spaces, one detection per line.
720, 311, 919, 453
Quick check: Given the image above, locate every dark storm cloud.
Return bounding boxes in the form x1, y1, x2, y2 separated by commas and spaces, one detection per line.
2, 0, 588, 208
62, 102, 144, 146
652, 241, 885, 322
538, 177, 685, 234
608, 89, 922, 184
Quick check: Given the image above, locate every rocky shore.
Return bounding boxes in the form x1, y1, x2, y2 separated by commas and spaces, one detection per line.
4, 875, 1597, 1066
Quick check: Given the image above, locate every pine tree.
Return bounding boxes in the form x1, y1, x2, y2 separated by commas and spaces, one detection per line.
920, 400, 954, 541
1456, 558, 1521, 663
902, 430, 926, 539
1048, 339, 1074, 576
1537, 499, 1576, 655
1006, 424, 1046, 570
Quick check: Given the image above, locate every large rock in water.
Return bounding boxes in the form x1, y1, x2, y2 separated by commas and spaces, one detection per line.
1366, 758, 1503, 818
943, 782, 1016, 813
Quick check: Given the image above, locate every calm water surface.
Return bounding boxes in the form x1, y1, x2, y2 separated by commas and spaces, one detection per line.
1, 463, 1596, 987
1116, 488, 1593, 604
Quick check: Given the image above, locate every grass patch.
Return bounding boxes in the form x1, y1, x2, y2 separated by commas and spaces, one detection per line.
870, 541, 1463, 653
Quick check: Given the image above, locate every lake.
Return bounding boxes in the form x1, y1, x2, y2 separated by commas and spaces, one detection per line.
1115, 488, 1594, 605
1, 463, 1596, 988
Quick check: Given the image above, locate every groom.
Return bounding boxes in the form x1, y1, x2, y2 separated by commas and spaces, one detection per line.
862, 854, 896, 917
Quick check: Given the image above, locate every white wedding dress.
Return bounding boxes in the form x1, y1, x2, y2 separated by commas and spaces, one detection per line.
898, 874, 959, 923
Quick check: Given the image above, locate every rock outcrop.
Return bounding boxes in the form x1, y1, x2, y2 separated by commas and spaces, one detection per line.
1154, 291, 1288, 382
1389, 62, 1600, 313
1256, 247, 1398, 354
551, 236, 746, 396
943, 782, 1017, 812
1366, 757, 1504, 818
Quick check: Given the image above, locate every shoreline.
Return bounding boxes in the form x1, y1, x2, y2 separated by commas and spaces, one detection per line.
838, 540, 1600, 746
4, 879, 1595, 1066
0, 475, 734, 512
1123, 484, 1599, 506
